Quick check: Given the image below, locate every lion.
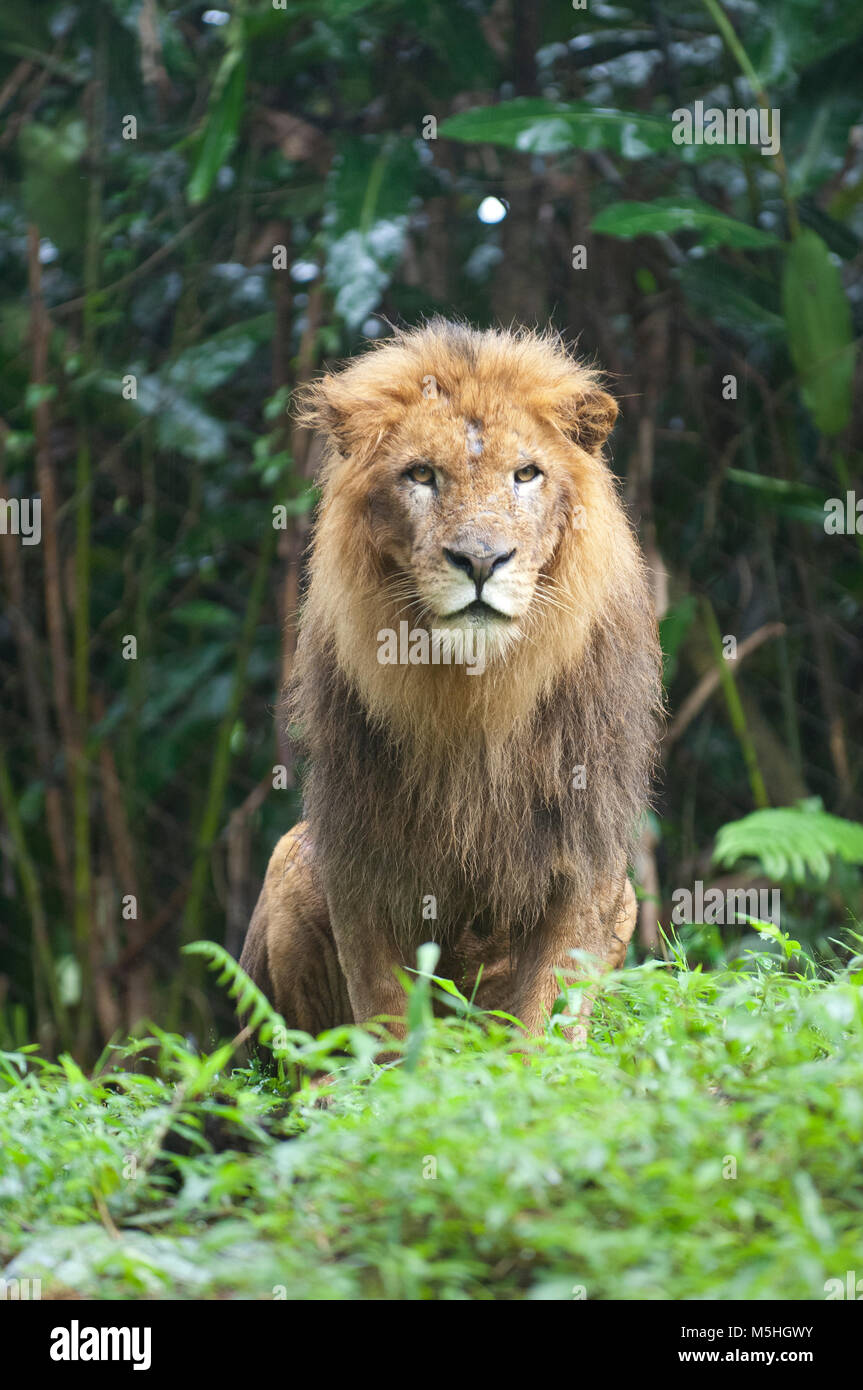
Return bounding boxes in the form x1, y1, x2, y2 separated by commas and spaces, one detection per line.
240, 319, 662, 1046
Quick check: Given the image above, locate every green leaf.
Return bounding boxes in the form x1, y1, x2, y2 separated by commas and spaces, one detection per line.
782, 229, 855, 435
139, 646, 229, 731
134, 375, 228, 461
19, 118, 88, 251
714, 804, 863, 884
326, 223, 407, 329
169, 601, 239, 631
725, 470, 828, 525
798, 199, 862, 261
326, 135, 419, 239
675, 262, 785, 341
441, 99, 720, 161
592, 198, 780, 249
323, 137, 418, 328
156, 396, 227, 462
163, 316, 273, 394
183, 940, 290, 1051
403, 943, 441, 1073
188, 56, 247, 205
754, 0, 863, 85
24, 383, 58, 410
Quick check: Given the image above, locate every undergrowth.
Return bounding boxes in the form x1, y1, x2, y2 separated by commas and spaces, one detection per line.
1, 932, 862, 1300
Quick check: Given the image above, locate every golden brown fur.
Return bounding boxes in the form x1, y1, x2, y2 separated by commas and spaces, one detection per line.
241, 319, 662, 1043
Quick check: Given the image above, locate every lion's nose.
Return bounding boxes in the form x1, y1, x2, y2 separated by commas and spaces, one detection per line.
443, 546, 515, 594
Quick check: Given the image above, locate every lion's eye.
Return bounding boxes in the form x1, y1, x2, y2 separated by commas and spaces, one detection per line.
514, 463, 542, 484
405, 462, 435, 485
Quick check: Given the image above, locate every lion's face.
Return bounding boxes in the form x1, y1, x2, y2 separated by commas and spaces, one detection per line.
366, 404, 576, 658
300, 322, 631, 706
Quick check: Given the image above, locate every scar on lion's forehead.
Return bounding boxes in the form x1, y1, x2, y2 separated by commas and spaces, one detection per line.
464, 417, 484, 458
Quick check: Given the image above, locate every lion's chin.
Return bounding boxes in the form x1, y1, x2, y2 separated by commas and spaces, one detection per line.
431, 604, 523, 663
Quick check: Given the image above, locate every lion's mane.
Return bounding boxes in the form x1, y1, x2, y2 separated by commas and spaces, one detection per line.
287, 320, 663, 945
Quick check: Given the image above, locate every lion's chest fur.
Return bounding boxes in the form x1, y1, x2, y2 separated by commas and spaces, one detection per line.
291, 633, 654, 944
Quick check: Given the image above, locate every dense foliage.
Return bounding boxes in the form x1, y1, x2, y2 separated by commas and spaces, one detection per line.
2, 940, 863, 1300
0, 1, 861, 1064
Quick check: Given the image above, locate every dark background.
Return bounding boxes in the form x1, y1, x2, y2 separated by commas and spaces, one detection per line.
0, 0, 861, 1060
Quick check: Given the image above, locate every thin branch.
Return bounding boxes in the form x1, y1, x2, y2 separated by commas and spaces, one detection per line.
665, 621, 787, 751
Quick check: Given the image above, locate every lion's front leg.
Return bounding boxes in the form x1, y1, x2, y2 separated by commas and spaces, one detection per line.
326, 907, 412, 1053
512, 877, 637, 1039
239, 824, 353, 1037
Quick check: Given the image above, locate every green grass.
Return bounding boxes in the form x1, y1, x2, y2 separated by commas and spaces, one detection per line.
2, 935, 863, 1300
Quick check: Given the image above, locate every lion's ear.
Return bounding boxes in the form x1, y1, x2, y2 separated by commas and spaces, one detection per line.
295, 373, 389, 460
294, 374, 356, 453
555, 387, 618, 453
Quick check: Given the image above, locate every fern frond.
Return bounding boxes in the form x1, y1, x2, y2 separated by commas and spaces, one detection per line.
713, 803, 863, 884
183, 940, 289, 1049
